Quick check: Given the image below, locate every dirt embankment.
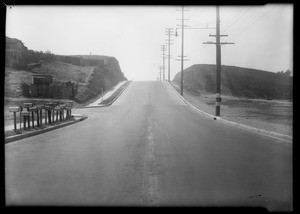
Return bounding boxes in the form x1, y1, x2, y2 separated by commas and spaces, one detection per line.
73, 56, 126, 103
5, 55, 126, 102
173, 64, 293, 100
5, 55, 127, 126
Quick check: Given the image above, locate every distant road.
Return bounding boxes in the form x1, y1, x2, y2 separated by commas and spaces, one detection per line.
5, 81, 292, 211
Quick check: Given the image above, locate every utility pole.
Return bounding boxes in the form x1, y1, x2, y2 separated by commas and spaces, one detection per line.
176, 6, 190, 95
159, 65, 162, 81
165, 28, 174, 82
203, 6, 234, 116
161, 45, 167, 81
174, 11, 214, 91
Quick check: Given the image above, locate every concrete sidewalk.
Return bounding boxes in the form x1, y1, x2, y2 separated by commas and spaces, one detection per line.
5, 114, 87, 143
86, 80, 127, 107
78, 80, 131, 109
5, 111, 69, 132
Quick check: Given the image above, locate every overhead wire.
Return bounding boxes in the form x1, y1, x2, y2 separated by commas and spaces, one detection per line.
187, 5, 277, 58
174, 6, 277, 65
222, 7, 250, 33
221, 7, 248, 32
185, 7, 248, 58
231, 6, 277, 39
184, 7, 243, 58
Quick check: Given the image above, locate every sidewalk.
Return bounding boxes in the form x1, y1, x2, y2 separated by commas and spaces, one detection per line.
5, 114, 87, 143
86, 80, 127, 107
5, 112, 68, 132
170, 81, 292, 142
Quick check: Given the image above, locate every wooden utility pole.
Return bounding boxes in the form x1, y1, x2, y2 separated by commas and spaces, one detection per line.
165, 28, 174, 82
203, 6, 234, 116
175, 6, 190, 95
161, 45, 167, 81
180, 7, 184, 94
159, 65, 162, 81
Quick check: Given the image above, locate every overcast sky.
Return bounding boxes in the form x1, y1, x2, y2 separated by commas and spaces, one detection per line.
6, 4, 293, 81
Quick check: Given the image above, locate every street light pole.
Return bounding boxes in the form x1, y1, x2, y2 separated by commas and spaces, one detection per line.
175, 6, 215, 96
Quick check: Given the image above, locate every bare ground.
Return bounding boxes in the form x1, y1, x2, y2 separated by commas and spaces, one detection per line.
4, 63, 93, 127
171, 81, 293, 137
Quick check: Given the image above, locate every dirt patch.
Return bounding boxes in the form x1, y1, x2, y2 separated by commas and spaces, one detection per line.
171, 81, 293, 137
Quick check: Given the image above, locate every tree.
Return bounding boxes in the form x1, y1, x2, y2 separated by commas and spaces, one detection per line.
277, 70, 292, 77
284, 70, 291, 76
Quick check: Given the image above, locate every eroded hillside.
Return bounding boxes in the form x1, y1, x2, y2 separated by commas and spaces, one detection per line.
173, 64, 292, 100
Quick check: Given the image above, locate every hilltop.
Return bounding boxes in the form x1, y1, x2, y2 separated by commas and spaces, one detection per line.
173, 64, 292, 100
5, 36, 127, 104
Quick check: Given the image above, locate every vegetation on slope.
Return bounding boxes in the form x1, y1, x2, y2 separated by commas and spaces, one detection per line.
5, 55, 127, 104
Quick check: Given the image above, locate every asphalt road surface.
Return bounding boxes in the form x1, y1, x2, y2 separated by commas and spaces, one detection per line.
5, 81, 293, 211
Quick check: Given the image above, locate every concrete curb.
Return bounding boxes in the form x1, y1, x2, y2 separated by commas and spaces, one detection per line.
169, 82, 292, 143
104, 80, 131, 106
78, 81, 131, 109
5, 115, 88, 144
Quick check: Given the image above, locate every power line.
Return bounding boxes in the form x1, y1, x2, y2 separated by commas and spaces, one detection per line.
186, 6, 277, 67
186, 8, 241, 60
222, 7, 250, 33
231, 6, 277, 39
221, 7, 245, 29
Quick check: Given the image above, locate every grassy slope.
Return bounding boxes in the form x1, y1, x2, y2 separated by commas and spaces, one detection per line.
4, 62, 94, 125
31, 61, 95, 84
5, 55, 125, 103
5, 56, 125, 126
71, 55, 126, 103
174, 64, 293, 100
5, 67, 33, 97
5, 61, 95, 98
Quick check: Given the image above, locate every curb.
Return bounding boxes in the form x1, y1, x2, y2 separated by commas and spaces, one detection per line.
78, 81, 131, 109
105, 80, 131, 106
169, 82, 292, 143
5, 115, 88, 144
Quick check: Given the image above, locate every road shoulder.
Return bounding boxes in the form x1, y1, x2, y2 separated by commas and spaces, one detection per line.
169, 81, 292, 143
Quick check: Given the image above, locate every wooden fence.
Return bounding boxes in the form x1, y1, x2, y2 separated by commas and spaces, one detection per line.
21, 82, 77, 99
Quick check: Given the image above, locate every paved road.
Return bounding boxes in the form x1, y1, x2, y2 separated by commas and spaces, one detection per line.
5, 81, 292, 210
